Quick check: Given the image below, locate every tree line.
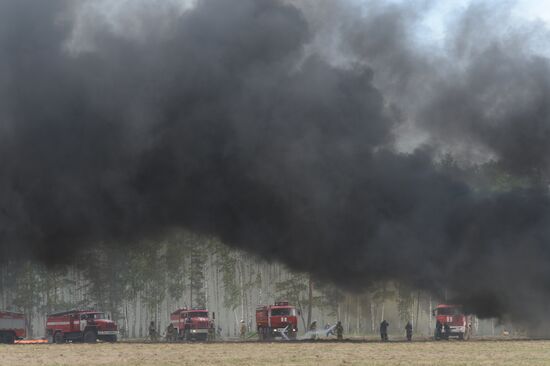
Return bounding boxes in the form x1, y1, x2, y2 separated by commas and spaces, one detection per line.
0, 159, 527, 338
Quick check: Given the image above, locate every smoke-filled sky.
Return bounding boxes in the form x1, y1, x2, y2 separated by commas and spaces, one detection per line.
1, 0, 550, 325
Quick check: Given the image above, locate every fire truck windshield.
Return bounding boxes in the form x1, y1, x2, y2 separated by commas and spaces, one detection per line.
436, 307, 461, 316
187, 312, 208, 318
83, 313, 106, 320
271, 308, 295, 316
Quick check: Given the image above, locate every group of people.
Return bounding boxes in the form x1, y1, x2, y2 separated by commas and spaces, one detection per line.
149, 318, 416, 342
309, 320, 345, 340
149, 321, 177, 342
309, 319, 414, 341
435, 320, 451, 340
148, 320, 216, 342
380, 320, 414, 341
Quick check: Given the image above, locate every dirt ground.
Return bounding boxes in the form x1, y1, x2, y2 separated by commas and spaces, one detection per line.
2, 339, 550, 366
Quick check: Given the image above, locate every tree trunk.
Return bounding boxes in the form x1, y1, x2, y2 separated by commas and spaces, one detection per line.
356, 296, 361, 334
306, 275, 313, 328
239, 260, 244, 322
370, 303, 375, 333
415, 291, 421, 329
428, 295, 432, 335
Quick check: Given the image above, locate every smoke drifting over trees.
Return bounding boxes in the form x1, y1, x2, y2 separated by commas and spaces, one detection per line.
1, 0, 550, 325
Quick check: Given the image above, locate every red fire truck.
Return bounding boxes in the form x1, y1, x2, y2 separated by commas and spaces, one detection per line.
170, 308, 214, 341
0, 311, 26, 344
46, 310, 118, 343
433, 304, 474, 340
256, 301, 299, 340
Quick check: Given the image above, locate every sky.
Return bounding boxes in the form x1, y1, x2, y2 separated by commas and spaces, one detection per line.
513, 0, 550, 22
427, 0, 550, 35
348, 0, 550, 43
81, 0, 550, 45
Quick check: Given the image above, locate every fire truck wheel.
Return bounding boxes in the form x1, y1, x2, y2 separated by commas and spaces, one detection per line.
54, 332, 64, 344
0, 331, 15, 344
83, 330, 97, 343
104, 335, 117, 343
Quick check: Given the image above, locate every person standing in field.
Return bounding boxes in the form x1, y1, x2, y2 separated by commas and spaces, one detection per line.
208, 322, 215, 341
380, 320, 389, 341
165, 323, 176, 342
309, 320, 318, 340
444, 323, 451, 340
240, 320, 247, 339
435, 320, 443, 340
405, 321, 413, 341
335, 321, 344, 340
149, 321, 158, 342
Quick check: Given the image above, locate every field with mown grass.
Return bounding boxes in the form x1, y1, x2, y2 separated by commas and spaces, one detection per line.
2, 339, 550, 365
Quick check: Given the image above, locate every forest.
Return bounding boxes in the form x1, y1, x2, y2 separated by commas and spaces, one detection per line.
0, 160, 524, 339
0, 230, 443, 339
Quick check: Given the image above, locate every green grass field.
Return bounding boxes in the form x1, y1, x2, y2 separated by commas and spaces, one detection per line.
2, 339, 550, 365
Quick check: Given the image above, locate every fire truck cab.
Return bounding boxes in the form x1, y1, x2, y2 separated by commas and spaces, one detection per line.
433, 304, 474, 340
170, 308, 214, 341
0, 311, 26, 344
46, 310, 118, 343
256, 301, 299, 340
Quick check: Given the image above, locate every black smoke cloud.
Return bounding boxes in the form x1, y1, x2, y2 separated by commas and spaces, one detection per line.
1, 0, 550, 324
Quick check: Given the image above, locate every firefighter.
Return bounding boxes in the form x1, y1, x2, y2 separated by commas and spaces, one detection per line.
119, 324, 126, 340
149, 321, 158, 342
405, 321, 413, 341
165, 323, 176, 342
444, 323, 451, 340
309, 320, 318, 340
380, 320, 389, 341
183, 314, 193, 341
240, 320, 247, 339
435, 320, 443, 340
208, 322, 215, 341
335, 321, 344, 341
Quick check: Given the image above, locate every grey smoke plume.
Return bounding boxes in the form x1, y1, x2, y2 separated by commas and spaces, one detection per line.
1, 0, 550, 324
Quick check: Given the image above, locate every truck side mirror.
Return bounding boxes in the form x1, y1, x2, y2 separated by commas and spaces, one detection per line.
298, 310, 302, 316
212, 312, 216, 320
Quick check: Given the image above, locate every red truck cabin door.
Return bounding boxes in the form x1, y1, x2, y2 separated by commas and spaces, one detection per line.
69, 314, 76, 332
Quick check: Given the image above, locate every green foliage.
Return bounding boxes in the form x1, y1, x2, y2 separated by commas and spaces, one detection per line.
164, 236, 187, 300
12, 262, 43, 313
396, 283, 414, 324
275, 274, 308, 306
217, 245, 240, 310
314, 282, 344, 317
189, 241, 207, 308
